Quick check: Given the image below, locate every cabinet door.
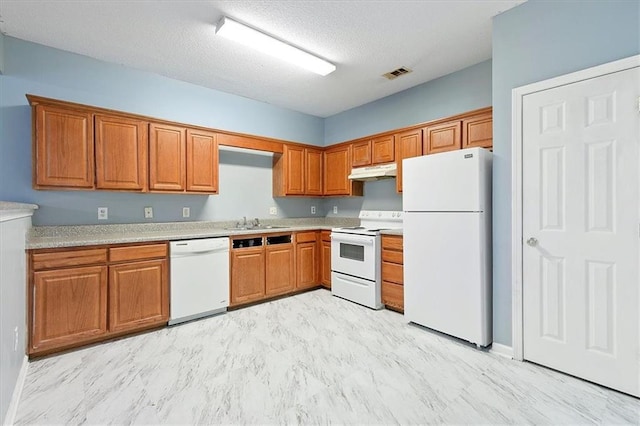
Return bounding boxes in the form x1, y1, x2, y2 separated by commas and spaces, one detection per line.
231, 247, 265, 305
462, 112, 493, 149
149, 123, 186, 191
372, 135, 395, 164
324, 145, 359, 196
186, 129, 219, 193
320, 240, 332, 288
395, 129, 422, 192
285, 145, 305, 195
95, 114, 148, 191
296, 242, 318, 289
382, 281, 404, 312
265, 244, 295, 296
31, 266, 107, 352
108, 259, 168, 333
424, 120, 461, 155
305, 148, 323, 195
34, 104, 94, 189
351, 140, 371, 167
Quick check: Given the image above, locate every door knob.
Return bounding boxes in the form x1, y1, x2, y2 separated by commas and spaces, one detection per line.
526, 237, 538, 247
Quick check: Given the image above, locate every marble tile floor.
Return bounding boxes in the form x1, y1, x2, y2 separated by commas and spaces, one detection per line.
14, 289, 640, 425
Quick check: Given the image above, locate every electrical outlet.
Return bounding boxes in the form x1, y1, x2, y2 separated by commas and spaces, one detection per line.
97, 207, 108, 220
333, 206, 338, 214
269, 207, 277, 215
182, 207, 190, 218
144, 207, 153, 219
14, 326, 18, 352
311, 206, 316, 215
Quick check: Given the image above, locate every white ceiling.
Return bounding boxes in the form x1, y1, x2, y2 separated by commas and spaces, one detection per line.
0, 0, 524, 118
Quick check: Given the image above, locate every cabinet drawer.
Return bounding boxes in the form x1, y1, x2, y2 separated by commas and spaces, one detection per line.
320, 230, 331, 242
382, 261, 403, 284
381, 235, 403, 251
32, 248, 108, 270
382, 281, 404, 312
109, 243, 167, 262
382, 249, 403, 264
296, 231, 317, 243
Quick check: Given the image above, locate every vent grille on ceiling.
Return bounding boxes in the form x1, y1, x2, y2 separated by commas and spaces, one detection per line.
382, 67, 412, 80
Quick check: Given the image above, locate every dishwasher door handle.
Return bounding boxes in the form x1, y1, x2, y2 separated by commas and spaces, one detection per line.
172, 248, 229, 256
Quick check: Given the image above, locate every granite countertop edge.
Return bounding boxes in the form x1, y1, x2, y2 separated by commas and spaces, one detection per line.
27, 219, 359, 249
380, 229, 403, 236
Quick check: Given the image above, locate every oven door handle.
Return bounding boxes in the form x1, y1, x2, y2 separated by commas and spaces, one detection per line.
330, 233, 375, 246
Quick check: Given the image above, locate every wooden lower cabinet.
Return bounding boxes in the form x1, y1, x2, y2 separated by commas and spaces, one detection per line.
265, 243, 295, 296
320, 231, 332, 288
231, 246, 266, 305
381, 281, 404, 312
29, 243, 169, 356
108, 259, 168, 333
381, 235, 404, 312
296, 231, 319, 289
31, 265, 108, 353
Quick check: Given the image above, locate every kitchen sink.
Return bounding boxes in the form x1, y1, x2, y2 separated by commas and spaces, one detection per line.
224, 225, 289, 230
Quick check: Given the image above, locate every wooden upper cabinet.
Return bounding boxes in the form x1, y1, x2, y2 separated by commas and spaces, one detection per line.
305, 148, 323, 195
372, 135, 395, 164
395, 129, 423, 193
95, 114, 148, 191
273, 146, 323, 197
34, 104, 94, 189
324, 145, 363, 196
463, 112, 493, 149
149, 123, 186, 191
351, 140, 372, 167
186, 129, 219, 193
286, 145, 305, 195
424, 120, 462, 155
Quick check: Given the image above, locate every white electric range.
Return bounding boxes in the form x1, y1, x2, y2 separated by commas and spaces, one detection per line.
330, 210, 403, 309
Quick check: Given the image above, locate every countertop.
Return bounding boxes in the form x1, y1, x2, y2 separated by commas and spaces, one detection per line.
0, 201, 39, 222
380, 229, 403, 236
27, 217, 360, 249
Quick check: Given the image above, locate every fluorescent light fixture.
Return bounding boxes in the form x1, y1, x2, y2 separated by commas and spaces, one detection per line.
215, 16, 336, 76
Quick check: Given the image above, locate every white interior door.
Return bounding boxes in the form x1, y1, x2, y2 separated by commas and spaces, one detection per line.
522, 67, 640, 396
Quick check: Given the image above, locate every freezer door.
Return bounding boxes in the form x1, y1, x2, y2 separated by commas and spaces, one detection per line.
403, 212, 492, 346
402, 147, 491, 212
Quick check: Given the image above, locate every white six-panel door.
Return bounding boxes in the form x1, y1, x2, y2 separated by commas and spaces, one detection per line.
522, 67, 639, 396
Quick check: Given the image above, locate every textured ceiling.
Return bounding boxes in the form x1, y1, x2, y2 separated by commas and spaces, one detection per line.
0, 0, 524, 117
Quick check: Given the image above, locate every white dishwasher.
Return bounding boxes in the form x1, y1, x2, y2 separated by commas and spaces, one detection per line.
169, 237, 229, 325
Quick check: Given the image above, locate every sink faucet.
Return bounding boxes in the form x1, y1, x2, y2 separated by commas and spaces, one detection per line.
242, 216, 247, 227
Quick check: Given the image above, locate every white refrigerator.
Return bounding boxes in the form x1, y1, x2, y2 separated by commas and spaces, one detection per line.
403, 147, 492, 347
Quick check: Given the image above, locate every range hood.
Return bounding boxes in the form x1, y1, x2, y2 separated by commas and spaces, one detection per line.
348, 162, 397, 181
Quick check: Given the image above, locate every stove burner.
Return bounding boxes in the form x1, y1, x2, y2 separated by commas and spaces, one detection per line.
340, 226, 366, 230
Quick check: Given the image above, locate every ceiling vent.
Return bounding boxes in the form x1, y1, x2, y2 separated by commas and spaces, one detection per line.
382, 66, 412, 80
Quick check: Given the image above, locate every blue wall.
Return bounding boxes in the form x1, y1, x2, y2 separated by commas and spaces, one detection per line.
0, 37, 325, 225
323, 59, 492, 218
324, 60, 492, 144
492, 0, 640, 345
0, 33, 5, 74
